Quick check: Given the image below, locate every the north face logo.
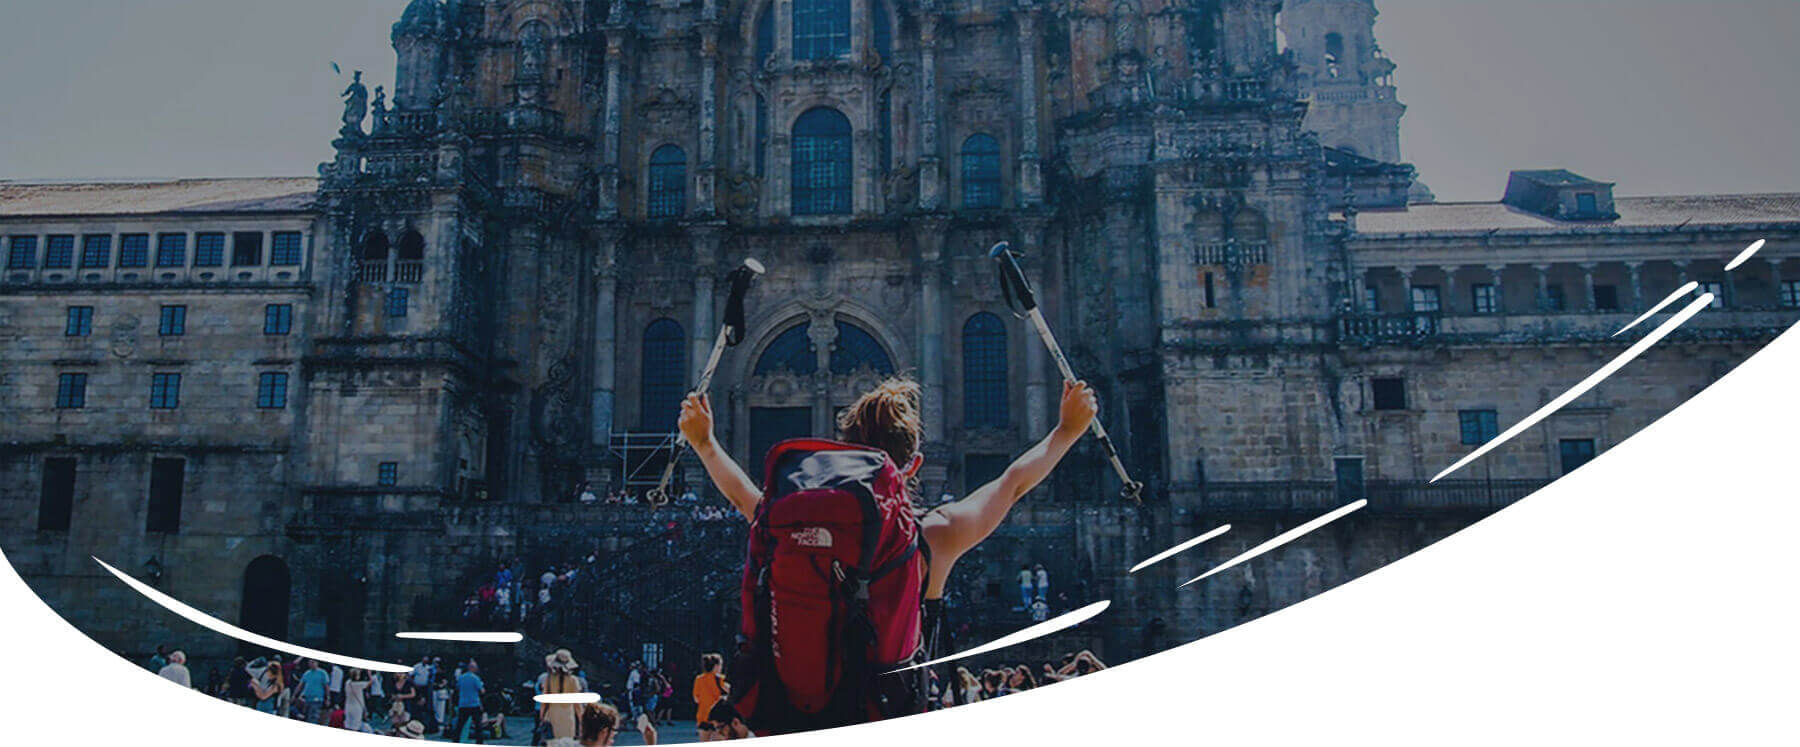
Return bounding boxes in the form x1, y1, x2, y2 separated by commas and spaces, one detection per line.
789, 526, 833, 548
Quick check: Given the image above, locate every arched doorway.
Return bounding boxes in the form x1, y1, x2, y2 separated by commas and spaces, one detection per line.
239, 556, 290, 655
744, 315, 897, 469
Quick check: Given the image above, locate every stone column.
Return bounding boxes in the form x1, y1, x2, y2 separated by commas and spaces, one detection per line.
915, 218, 950, 442
1016, 9, 1044, 206
1626, 261, 1644, 311
1770, 258, 1786, 308
1722, 264, 1738, 309
688, 226, 723, 370
590, 228, 622, 448
1017, 217, 1051, 436
1397, 266, 1415, 311
1674, 259, 1690, 287
917, 14, 944, 211
697, 19, 720, 216
1441, 265, 1459, 313
1533, 264, 1551, 311
596, 31, 627, 220
1487, 265, 1505, 313
1579, 263, 1597, 311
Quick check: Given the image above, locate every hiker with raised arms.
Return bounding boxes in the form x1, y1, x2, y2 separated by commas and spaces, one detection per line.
677, 375, 1098, 735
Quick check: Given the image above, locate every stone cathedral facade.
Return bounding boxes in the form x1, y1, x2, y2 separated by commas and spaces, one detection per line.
3, 0, 1797, 678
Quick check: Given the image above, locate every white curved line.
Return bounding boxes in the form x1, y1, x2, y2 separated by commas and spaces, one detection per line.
1130, 524, 1231, 573
1614, 282, 1697, 337
534, 693, 602, 705
888, 600, 1111, 673
1725, 239, 1767, 272
395, 632, 524, 644
1182, 501, 1366, 587
93, 557, 411, 673
1437, 293, 1714, 482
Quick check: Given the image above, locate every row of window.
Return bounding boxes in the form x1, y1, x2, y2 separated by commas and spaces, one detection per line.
6, 231, 303, 272
55, 371, 290, 410
63, 304, 298, 337
1369, 378, 1598, 473
1369, 280, 1793, 314
754, 0, 891, 63
36, 456, 185, 534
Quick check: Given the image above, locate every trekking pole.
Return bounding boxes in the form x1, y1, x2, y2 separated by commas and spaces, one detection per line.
989, 242, 1145, 504
646, 258, 766, 506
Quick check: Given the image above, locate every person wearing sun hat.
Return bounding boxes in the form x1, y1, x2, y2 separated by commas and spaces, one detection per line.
538, 649, 584, 741
396, 719, 427, 739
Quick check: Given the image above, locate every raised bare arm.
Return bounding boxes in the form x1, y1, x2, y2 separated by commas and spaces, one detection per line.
679, 393, 763, 521
921, 381, 1099, 566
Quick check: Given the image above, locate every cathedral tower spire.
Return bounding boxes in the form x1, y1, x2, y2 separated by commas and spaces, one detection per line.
1280, 0, 1405, 164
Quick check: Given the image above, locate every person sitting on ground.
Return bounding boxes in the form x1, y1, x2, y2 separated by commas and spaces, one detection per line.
678, 377, 1100, 725
396, 719, 427, 740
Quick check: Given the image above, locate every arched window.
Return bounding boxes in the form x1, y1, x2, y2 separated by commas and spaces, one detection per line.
397, 229, 425, 260
793, 0, 850, 60
792, 108, 853, 215
830, 321, 894, 375
754, 94, 769, 178
872, 0, 892, 60
641, 319, 688, 432
755, 324, 819, 376
754, 2, 775, 63
961, 134, 1002, 210
647, 144, 688, 219
361, 231, 390, 260
878, 90, 892, 177
962, 313, 1009, 428
1325, 33, 1345, 62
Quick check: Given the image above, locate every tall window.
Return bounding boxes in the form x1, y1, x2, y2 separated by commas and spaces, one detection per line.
754, 95, 769, 178
7, 236, 37, 270
872, 0, 892, 60
754, 2, 774, 63
156, 234, 187, 268
65, 306, 93, 337
1472, 283, 1498, 314
150, 373, 182, 409
640, 319, 687, 432
1458, 409, 1499, 446
1363, 286, 1380, 313
56, 373, 87, 409
793, 0, 850, 60
39, 458, 77, 532
378, 462, 399, 487
159, 306, 187, 337
119, 234, 149, 268
647, 145, 688, 219
1575, 192, 1598, 215
1410, 285, 1441, 312
1324, 33, 1345, 64
1781, 280, 1799, 309
271, 232, 303, 266
962, 313, 1009, 428
1594, 285, 1620, 312
878, 91, 892, 177
264, 304, 294, 335
232, 232, 263, 266
1559, 438, 1596, 474
1545, 284, 1566, 311
961, 134, 1002, 209
257, 372, 289, 409
792, 108, 853, 215
146, 458, 185, 534
194, 233, 226, 267
386, 287, 410, 317
829, 321, 894, 375
44, 235, 75, 269
1699, 281, 1725, 308
80, 235, 112, 268
754, 324, 818, 376
1371, 377, 1406, 410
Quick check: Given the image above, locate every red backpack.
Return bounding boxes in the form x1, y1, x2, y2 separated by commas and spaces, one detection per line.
729, 439, 930, 735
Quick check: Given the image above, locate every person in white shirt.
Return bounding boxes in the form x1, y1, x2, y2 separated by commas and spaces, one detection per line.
157, 650, 192, 688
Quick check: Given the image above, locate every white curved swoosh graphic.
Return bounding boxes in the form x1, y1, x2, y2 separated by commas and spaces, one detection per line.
93, 556, 410, 674
889, 600, 1111, 673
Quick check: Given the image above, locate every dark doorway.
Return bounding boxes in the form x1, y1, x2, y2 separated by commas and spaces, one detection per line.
1334, 457, 1366, 501
146, 458, 185, 534
239, 556, 290, 655
748, 407, 813, 475
322, 570, 369, 654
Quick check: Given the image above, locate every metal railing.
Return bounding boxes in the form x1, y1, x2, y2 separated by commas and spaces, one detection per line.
1196, 479, 1547, 514
1341, 311, 1440, 342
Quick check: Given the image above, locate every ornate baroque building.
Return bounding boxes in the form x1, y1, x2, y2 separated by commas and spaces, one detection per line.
3, 0, 1797, 678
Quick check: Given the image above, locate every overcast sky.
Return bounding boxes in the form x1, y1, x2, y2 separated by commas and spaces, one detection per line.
0, 1, 1794, 202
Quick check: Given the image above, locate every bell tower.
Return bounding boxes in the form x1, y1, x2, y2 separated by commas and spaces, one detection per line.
1280, 0, 1406, 164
